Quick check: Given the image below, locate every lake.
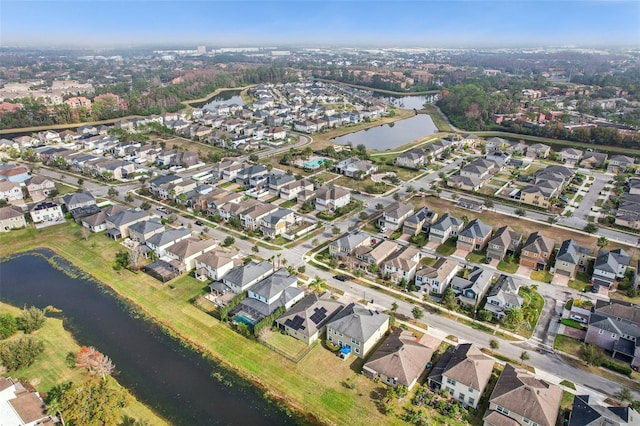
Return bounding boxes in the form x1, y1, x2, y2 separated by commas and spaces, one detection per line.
203, 90, 244, 110
0, 251, 297, 426
331, 114, 439, 150
371, 92, 439, 110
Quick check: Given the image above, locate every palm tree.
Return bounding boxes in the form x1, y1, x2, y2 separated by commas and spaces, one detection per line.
597, 236, 609, 249
309, 275, 327, 292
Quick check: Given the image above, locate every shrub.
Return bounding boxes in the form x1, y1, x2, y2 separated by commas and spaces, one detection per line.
17, 306, 46, 334
0, 337, 45, 370
0, 314, 18, 340
602, 360, 632, 377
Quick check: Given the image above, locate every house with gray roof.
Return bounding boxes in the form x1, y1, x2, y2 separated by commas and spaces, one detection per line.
326, 303, 389, 359
128, 218, 164, 243
451, 266, 493, 309
379, 202, 414, 231
486, 225, 522, 261
569, 394, 639, 426
520, 232, 555, 270
559, 148, 584, 164
403, 206, 438, 236
485, 275, 523, 319
221, 260, 274, 294
145, 227, 191, 256
275, 293, 345, 344
554, 239, 591, 279
235, 164, 268, 186
457, 218, 492, 252
62, 190, 96, 211
395, 148, 427, 169
581, 152, 608, 168
164, 237, 217, 270
415, 258, 460, 294
608, 155, 635, 173
104, 209, 148, 239
585, 300, 640, 369
234, 269, 304, 321
484, 363, 562, 426
592, 248, 630, 289
363, 328, 435, 389
260, 208, 296, 238
428, 213, 464, 244
428, 343, 494, 408
329, 232, 371, 258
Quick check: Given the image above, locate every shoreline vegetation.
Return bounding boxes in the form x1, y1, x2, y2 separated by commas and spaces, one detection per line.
0, 223, 406, 426
0, 300, 169, 425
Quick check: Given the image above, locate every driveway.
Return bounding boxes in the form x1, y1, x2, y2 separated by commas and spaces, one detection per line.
516, 265, 533, 278
551, 274, 570, 287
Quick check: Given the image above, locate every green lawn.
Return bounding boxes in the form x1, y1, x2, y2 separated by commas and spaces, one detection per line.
436, 238, 457, 255
0, 223, 405, 426
560, 318, 586, 330
553, 334, 583, 357
262, 330, 310, 359
568, 271, 591, 292
559, 380, 576, 390
465, 251, 485, 264
497, 259, 519, 274
279, 200, 297, 209
530, 270, 553, 283
56, 182, 78, 195
0, 302, 168, 425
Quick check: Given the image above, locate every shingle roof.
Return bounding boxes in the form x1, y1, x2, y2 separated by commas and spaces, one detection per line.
459, 218, 492, 240
431, 213, 463, 232
223, 261, 273, 287
441, 343, 494, 391
128, 218, 164, 235
165, 237, 216, 259
594, 249, 630, 274
569, 394, 639, 426
522, 232, 555, 258
105, 209, 148, 227
0, 205, 24, 220
146, 227, 191, 247
326, 303, 389, 343
276, 293, 344, 339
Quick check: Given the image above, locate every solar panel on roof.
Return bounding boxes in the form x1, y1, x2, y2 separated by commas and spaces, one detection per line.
309, 307, 328, 324
284, 315, 305, 331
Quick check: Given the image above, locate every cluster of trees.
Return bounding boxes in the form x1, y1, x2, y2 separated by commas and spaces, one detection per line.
0, 307, 48, 371
75, 346, 116, 378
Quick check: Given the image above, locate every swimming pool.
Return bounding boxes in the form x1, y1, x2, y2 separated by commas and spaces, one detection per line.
303, 158, 328, 169
234, 313, 257, 326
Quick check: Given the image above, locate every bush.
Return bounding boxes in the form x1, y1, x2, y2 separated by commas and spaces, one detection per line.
602, 359, 632, 377
17, 306, 46, 334
0, 337, 45, 370
222, 236, 235, 247
0, 314, 18, 340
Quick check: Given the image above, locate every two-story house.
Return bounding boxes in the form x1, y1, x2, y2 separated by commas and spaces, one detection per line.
354, 240, 399, 269
395, 148, 427, 169
520, 232, 555, 270
415, 258, 460, 294
278, 179, 314, 201
127, 218, 164, 244
383, 246, 421, 283
402, 207, 437, 236
164, 237, 217, 270
195, 249, 239, 281
456, 219, 492, 252
326, 303, 389, 359
485, 275, 523, 319
429, 214, 464, 244
334, 157, 377, 179
0, 205, 26, 231
484, 364, 562, 426
592, 248, 631, 290
29, 200, 64, 223
450, 266, 493, 309
379, 202, 414, 232
329, 232, 371, 258
428, 343, 494, 409
0, 181, 23, 202
275, 293, 345, 345
569, 394, 639, 426
314, 186, 351, 212
145, 226, 191, 257
260, 208, 296, 238
62, 191, 97, 212
104, 209, 148, 240
221, 261, 274, 294
486, 226, 522, 262
554, 239, 591, 279
559, 148, 583, 164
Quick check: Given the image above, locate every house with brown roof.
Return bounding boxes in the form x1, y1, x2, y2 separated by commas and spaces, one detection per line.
486, 225, 522, 261
0, 377, 56, 425
0, 180, 23, 202
164, 237, 217, 270
194, 249, 240, 281
379, 201, 414, 231
383, 246, 421, 283
428, 343, 494, 408
354, 240, 399, 269
25, 175, 56, 199
363, 328, 436, 389
0, 205, 26, 231
484, 363, 562, 426
314, 186, 351, 212
278, 179, 314, 201
275, 293, 345, 344
520, 232, 555, 270
415, 258, 460, 294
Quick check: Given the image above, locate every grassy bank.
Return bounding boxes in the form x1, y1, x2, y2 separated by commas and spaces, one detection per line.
0, 302, 167, 425
0, 223, 410, 426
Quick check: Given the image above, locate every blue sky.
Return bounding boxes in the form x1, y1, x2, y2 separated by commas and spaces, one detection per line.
2, 1, 639, 48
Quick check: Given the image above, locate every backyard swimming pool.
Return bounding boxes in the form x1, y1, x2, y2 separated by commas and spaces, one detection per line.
234, 313, 258, 326
303, 157, 329, 169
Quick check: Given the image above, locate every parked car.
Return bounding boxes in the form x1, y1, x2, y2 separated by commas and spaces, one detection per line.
333, 275, 347, 282
195, 220, 204, 226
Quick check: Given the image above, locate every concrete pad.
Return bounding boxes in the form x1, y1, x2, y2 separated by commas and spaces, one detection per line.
552, 274, 570, 287
453, 248, 470, 258
516, 265, 533, 278
489, 258, 500, 268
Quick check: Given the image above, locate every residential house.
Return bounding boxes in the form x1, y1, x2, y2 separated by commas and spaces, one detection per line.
403, 207, 438, 236
485, 275, 523, 319
235, 164, 268, 187
383, 246, 421, 283
554, 239, 591, 279
104, 209, 148, 240
395, 149, 427, 169
608, 155, 635, 173
457, 219, 492, 252
62, 190, 96, 211
485, 137, 510, 152
484, 150, 511, 167
428, 343, 494, 408
520, 232, 555, 270
486, 226, 522, 261
615, 192, 640, 229
25, 176, 55, 198
429, 214, 464, 244
569, 394, 639, 426
363, 328, 435, 389
585, 300, 640, 369
240, 202, 278, 231
520, 165, 574, 208
377, 202, 413, 232
354, 240, 399, 269
0, 181, 23, 202
145, 227, 191, 257
234, 269, 305, 321
149, 174, 184, 199
29, 200, 64, 223
128, 218, 164, 243
527, 143, 551, 158
314, 186, 351, 212
415, 258, 460, 294
260, 208, 296, 238
326, 303, 389, 359
0, 377, 56, 425
592, 249, 631, 289
484, 364, 562, 426
0, 166, 30, 183
279, 179, 314, 201
221, 261, 274, 294
164, 237, 217, 270
80, 204, 126, 233
559, 148, 584, 164
460, 133, 481, 146
275, 293, 345, 344
334, 157, 377, 179
451, 266, 493, 308
0, 206, 26, 231
267, 173, 296, 196
581, 152, 608, 169
194, 250, 239, 281
450, 158, 498, 191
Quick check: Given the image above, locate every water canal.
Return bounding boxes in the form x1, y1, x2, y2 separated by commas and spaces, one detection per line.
0, 251, 297, 426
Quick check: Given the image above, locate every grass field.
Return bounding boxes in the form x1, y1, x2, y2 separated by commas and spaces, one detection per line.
0, 302, 168, 425
497, 259, 519, 274
436, 238, 457, 255
0, 223, 408, 426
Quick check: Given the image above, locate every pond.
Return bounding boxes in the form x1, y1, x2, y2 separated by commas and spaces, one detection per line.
0, 251, 297, 426
371, 92, 439, 110
331, 114, 439, 150
203, 89, 244, 110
